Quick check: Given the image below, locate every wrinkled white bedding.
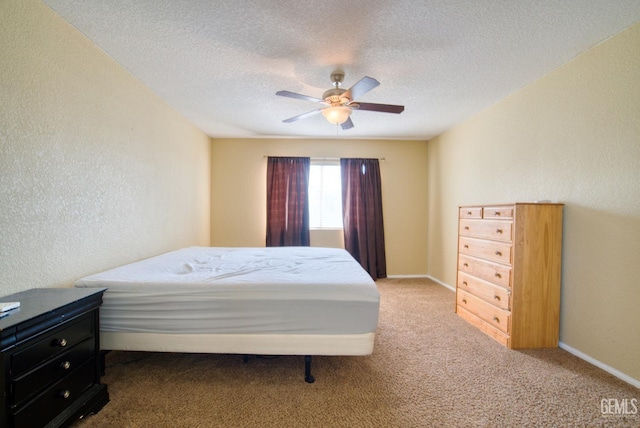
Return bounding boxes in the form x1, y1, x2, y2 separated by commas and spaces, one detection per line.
75, 247, 380, 336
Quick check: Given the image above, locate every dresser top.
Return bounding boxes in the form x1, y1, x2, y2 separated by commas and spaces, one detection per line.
459, 202, 564, 207
0, 288, 106, 333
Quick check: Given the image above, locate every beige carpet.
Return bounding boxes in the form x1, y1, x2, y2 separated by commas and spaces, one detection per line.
76, 278, 638, 427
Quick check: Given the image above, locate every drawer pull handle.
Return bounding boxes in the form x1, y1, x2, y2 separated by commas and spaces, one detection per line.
464, 226, 469, 230
496, 228, 503, 234
495, 211, 501, 216
462, 299, 467, 304
57, 338, 68, 347
494, 295, 501, 301
60, 390, 71, 399
495, 251, 502, 256
493, 316, 500, 323
495, 273, 502, 278
463, 263, 469, 268
61, 361, 72, 370
462, 281, 468, 286
467, 211, 472, 215
464, 245, 469, 249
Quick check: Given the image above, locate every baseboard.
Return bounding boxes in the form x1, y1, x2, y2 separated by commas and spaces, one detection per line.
386, 274, 456, 293
386, 274, 429, 279
559, 341, 640, 389
426, 275, 456, 292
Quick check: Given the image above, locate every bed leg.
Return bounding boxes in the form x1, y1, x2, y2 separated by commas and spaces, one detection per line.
304, 355, 315, 383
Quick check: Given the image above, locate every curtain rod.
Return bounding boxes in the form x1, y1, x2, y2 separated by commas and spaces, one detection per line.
263, 156, 385, 161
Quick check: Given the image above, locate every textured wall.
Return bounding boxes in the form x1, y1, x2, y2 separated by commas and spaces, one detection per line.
0, 0, 211, 295
427, 22, 640, 383
210, 138, 428, 276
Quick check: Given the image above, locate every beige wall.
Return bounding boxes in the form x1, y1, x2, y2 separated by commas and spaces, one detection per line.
427, 22, 640, 383
211, 138, 428, 276
0, 0, 211, 296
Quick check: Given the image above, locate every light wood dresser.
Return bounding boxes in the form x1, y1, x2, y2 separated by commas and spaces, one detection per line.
456, 202, 563, 348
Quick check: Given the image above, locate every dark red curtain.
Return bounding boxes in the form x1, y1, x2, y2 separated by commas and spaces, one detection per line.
340, 158, 387, 279
266, 157, 310, 247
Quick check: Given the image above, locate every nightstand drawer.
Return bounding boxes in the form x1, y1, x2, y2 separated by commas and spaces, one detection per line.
11, 337, 95, 406
457, 289, 510, 334
12, 358, 95, 428
11, 314, 93, 377
459, 236, 512, 265
457, 271, 510, 310
459, 219, 513, 242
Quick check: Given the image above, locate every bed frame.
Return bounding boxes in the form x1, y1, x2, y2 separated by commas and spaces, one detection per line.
78, 247, 379, 383
100, 331, 376, 382
99, 331, 376, 382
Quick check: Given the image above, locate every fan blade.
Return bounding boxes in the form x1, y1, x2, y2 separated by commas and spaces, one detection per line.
341, 117, 354, 130
343, 76, 380, 101
276, 90, 324, 103
354, 102, 404, 114
282, 108, 323, 123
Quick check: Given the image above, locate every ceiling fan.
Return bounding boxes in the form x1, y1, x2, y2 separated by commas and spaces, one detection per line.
276, 70, 404, 130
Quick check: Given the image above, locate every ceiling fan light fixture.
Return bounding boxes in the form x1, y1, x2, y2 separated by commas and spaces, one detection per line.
322, 105, 351, 125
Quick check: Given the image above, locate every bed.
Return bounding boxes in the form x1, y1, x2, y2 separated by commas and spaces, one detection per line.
74, 246, 380, 382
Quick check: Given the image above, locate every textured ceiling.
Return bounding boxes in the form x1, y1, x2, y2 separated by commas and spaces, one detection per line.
43, 0, 640, 140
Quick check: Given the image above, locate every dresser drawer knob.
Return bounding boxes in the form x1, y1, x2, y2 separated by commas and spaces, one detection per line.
494, 295, 501, 301
60, 361, 72, 370
60, 390, 71, 399
495, 251, 502, 256
464, 263, 469, 268
493, 316, 500, 323
462, 299, 467, 304
496, 228, 503, 234
464, 226, 469, 230
467, 211, 472, 215
495, 273, 502, 278
464, 245, 469, 249
56, 338, 68, 347
462, 281, 468, 287
495, 211, 501, 216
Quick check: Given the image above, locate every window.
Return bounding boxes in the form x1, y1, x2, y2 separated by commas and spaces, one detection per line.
308, 161, 343, 229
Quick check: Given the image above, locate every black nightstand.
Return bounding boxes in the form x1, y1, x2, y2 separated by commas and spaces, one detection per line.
0, 288, 109, 428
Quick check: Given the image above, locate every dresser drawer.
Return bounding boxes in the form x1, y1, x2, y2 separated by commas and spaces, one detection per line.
11, 337, 95, 406
459, 219, 513, 242
458, 254, 511, 288
459, 207, 482, 219
457, 271, 510, 310
456, 306, 510, 347
457, 289, 510, 334
11, 358, 95, 428
482, 206, 514, 219
459, 236, 512, 265
11, 315, 93, 378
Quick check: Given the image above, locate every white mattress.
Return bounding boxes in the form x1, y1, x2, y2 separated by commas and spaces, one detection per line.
75, 247, 380, 337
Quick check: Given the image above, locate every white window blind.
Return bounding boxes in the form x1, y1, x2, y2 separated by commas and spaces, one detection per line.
309, 162, 343, 229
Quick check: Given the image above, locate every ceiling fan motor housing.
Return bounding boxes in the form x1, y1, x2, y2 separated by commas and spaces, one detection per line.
322, 88, 350, 106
